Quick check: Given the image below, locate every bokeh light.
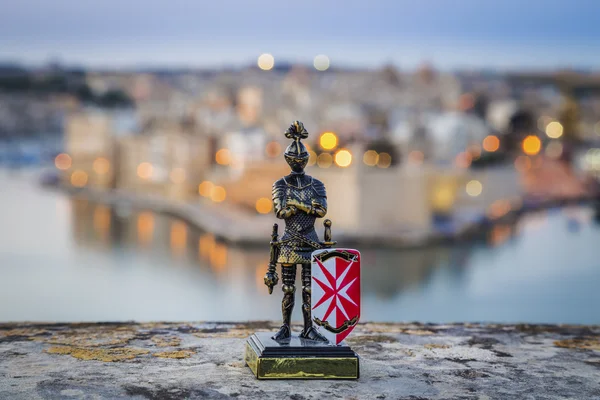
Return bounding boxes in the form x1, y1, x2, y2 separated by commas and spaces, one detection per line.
215, 149, 232, 166
55, 153, 72, 170
198, 181, 214, 197
317, 153, 333, 168
137, 212, 154, 245
313, 55, 330, 71
257, 53, 274, 71
482, 135, 500, 152
70, 170, 88, 187
93, 157, 110, 175
466, 180, 483, 197
319, 132, 338, 150
334, 149, 352, 167
170, 221, 187, 254
137, 162, 153, 179
199, 233, 216, 259
363, 150, 379, 166
522, 135, 542, 156
432, 183, 455, 212
307, 150, 317, 166
545, 121, 563, 139
211, 186, 226, 202
255, 198, 272, 214
377, 152, 392, 168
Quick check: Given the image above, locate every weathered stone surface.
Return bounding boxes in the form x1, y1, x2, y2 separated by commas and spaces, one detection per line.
0, 322, 599, 399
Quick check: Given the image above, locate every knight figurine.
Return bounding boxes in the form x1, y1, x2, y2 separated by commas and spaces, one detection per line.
246, 121, 360, 379
264, 121, 330, 342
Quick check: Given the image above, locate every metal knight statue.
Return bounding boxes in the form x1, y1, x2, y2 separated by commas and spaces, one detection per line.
245, 121, 360, 379
264, 120, 334, 342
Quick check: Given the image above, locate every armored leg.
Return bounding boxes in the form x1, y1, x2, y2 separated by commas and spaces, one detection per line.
272, 263, 296, 341
299, 263, 328, 342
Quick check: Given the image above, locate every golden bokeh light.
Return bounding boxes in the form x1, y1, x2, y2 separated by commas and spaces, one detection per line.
93, 205, 111, 240
93, 157, 110, 175
199, 233, 216, 259
169, 167, 186, 184
482, 135, 500, 152
255, 197, 272, 214
465, 180, 483, 197
432, 183, 456, 212
198, 181, 214, 197
70, 170, 88, 187
210, 242, 228, 272
265, 141, 282, 158
257, 53, 275, 71
319, 132, 338, 150
313, 54, 330, 71
545, 121, 563, 139
170, 221, 187, 254
522, 135, 542, 156
363, 150, 379, 166
211, 186, 226, 202
55, 153, 72, 170
334, 149, 352, 167
377, 152, 392, 168
307, 150, 317, 166
137, 212, 154, 246
317, 153, 333, 168
215, 148, 232, 166
137, 162, 153, 180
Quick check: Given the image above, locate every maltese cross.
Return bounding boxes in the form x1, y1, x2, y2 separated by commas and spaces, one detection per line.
312, 257, 358, 324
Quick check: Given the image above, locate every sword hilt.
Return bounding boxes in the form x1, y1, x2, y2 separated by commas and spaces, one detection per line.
321, 219, 337, 248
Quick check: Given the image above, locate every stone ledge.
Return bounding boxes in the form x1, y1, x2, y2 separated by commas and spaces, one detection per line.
1, 322, 599, 399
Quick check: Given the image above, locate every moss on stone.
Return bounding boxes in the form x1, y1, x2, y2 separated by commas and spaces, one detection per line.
152, 350, 195, 359
554, 338, 600, 351
151, 335, 181, 347
45, 346, 149, 362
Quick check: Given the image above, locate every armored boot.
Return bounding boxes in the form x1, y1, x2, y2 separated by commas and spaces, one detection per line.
299, 263, 328, 342
272, 264, 296, 341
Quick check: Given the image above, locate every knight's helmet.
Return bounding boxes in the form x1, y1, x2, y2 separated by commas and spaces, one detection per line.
284, 120, 310, 172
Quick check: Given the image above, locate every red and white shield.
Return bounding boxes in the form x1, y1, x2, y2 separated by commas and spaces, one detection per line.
311, 248, 361, 345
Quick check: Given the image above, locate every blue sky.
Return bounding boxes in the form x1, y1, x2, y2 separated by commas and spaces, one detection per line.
1, 0, 599, 69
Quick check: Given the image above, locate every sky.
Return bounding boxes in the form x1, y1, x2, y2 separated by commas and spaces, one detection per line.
1, 0, 599, 70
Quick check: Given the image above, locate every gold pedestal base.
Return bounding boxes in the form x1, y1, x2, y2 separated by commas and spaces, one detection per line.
244, 333, 359, 380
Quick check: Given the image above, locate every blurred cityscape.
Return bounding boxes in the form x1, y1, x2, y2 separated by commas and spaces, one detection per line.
2, 56, 600, 323
2, 59, 600, 242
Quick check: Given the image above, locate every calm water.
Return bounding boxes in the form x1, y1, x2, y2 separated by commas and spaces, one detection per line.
1, 169, 599, 324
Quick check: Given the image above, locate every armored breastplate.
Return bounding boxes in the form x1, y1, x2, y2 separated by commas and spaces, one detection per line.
282, 175, 318, 235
